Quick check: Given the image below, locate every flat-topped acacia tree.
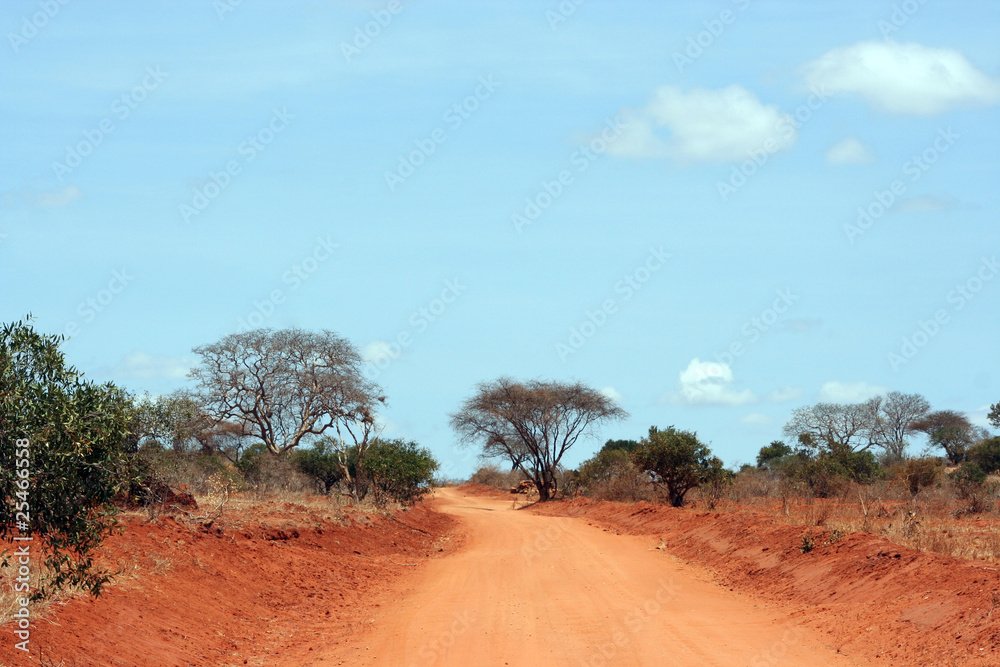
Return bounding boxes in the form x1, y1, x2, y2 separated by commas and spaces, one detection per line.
450, 378, 627, 501
189, 328, 385, 498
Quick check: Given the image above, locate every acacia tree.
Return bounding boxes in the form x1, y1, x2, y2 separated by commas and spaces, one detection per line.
188, 328, 384, 498
867, 391, 930, 461
782, 392, 929, 460
129, 390, 252, 460
450, 378, 626, 501
910, 410, 987, 464
632, 426, 725, 507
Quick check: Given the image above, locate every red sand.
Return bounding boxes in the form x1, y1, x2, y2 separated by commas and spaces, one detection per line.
529, 496, 1000, 666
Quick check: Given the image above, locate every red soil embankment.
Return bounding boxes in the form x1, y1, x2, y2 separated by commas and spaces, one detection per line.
0, 499, 458, 667
530, 497, 1000, 666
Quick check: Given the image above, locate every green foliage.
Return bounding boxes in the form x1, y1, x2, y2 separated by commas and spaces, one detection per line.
364, 438, 438, 505
1, 318, 136, 598
756, 441, 793, 469
291, 439, 345, 493
800, 533, 816, 553
601, 439, 641, 453
577, 448, 635, 486
988, 403, 1000, 430
968, 437, 1000, 475
632, 426, 725, 507
767, 445, 883, 498
952, 461, 987, 489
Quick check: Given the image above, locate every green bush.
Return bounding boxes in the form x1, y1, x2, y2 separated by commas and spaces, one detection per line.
365, 439, 438, 505
632, 426, 726, 507
290, 439, 346, 494
756, 441, 793, 469
968, 437, 1000, 475
1, 319, 137, 598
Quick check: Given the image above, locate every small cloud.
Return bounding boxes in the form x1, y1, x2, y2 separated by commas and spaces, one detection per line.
768, 387, 803, 403
740, 413, 771, 425
600, 386, 623, 404
363, 340, 401, 364
825, 137, 875, 165
783, 318, 823, 333
608, 85, 797, 163
818, 381, 887, 403
113, 351, 193, 380
2, 185, 83, 208
803, 41, 1000, 115
894, 195, 959, 213
672, 358, 756, 406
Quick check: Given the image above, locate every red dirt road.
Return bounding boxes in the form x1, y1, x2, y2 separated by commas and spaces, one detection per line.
317, 488, 854, 666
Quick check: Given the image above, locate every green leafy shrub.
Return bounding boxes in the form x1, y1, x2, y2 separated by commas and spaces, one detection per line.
632, 426, 726, 507
364, 438, 438, 505
968, 437, 1000, 475
1, 319, 137, 598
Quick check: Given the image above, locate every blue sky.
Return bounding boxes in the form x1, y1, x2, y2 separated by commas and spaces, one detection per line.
3, 0, 998, 477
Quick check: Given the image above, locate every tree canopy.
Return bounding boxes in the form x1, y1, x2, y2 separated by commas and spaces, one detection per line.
782, 391, 929, 460
450, 378, 626, 501
632, 425, 725, 507
189, 328, 384, 456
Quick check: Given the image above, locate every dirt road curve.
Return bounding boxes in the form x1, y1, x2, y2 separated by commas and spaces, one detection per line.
317, 488, 855, 667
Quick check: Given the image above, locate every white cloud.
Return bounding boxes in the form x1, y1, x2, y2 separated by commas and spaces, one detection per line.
803, 41, 1000, 115
2, 185, 83, 208
767, 387, 803, 403
600, 386, 623, 405
740, 413, 771, 425
608, 85, 797, 163
363, 340, 401, 364
894, 195, 959, 213
818, 381, 887, 403
673, 358, 756, 406
825, 137, 875, 165
113, 351, 193, 379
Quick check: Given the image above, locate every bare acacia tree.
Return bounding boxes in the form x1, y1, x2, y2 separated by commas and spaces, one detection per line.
867, 391, 930, 461
189, 329, 385, 473
450, 378, 627, 501
783, 391, 930, 460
